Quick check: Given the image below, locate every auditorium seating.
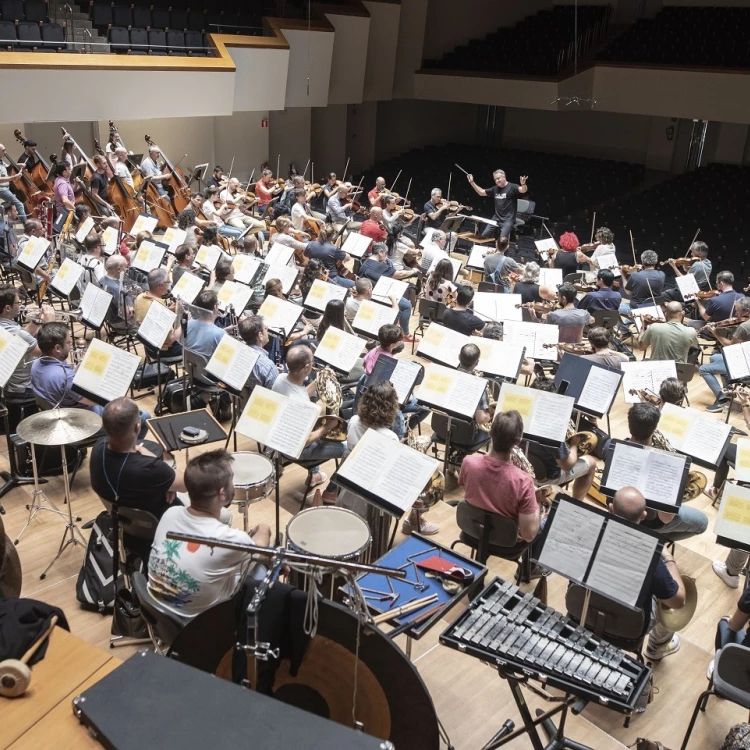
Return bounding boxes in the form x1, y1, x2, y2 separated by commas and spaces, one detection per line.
597, 6, 750, 70
422, 5, 611, 77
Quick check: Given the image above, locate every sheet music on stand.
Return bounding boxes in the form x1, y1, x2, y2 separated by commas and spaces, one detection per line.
534, 238, 558, 263
161, 227, 187, 255
264, 243, 295, 267
341, 232, 372, 259
372, 276, 408, 304
334, 428, 438, 516
315, 326, 364, 376
132, 240, 167, 274
366, 355, 422, 405
204, 335, 260, 394
600, 439, 690, 513
466, 245, 488, 271
137, 299, 176, 350
171, 270, 205, 305
722, 341, 750, 382
417, 322, 468, 368
714, 482, 750, 553
538, 268, 563, 288
194, 244, 223, 271
472, 292, 523, 323
261, 263, 299, 296
101, 226, 119, 256
0, 327, 33, 389
258, 295, 304, 338
217, 280, 253, 315
50, 258, 85, 297
735, 438, 750, 483
657, 401, 732, 469
304, 278, 348, 314
128, 214, 158, 237
621, 360, 677, 403
79, 282, 112, 329
352, 299, 398, 339
16, 235, 50, 273
419, 227, 438, 249
231, 254, 263, 286
536, 494, 662, 610
554, 353, 623, 418
676, 274, 700, 302
72, 338, 141, 406
74, 216, 96, 245
473, 337, 526, 381
503, 320, 560, 361
497, 382, 574, 447
235, 386, 319, 459
416, 362, 487, 421
428, 255, 462, 281
632, 305, 665, 333
595, 253, 621, 277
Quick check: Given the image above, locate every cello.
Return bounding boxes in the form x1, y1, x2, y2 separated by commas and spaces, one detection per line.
13, 129, 52, 195
3, 150, 46, 218
94, 139, 141, 234
144, 134, 191, 213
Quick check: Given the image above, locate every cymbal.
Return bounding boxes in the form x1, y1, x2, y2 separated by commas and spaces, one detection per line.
17, 408, 102, 446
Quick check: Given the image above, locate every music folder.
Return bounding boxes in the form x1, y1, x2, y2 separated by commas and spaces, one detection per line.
75, 216, 96, 244
538, 268, 563, 288
371, 276, 408, 304
416, 362, 487, 422
417, 322, 467, 368
534, 238, 558, 262
621, 360, 677, 403
0, 327, 33, 390
161, 227, 187, 255
231, 254, 263, 286
554, 353, 623, 419
16, 235, 50, 273
472, 292, 523, 323
657, 401, 732, 469
72, 338, 141, 406
366, 355, 422, 405
79, 282, 112, 329
466, 244, 487, 271
333, 427, 438, 517
257, 295, 304, 339
600, 439, 691, 514
497, 382, 574, 447
101, 226, 119, 256
264, 243, 295, 267
735, 438, 750, 483
314, 326, 364, 376
204, 335, 260, 394
137, 299, 176, 351
303, 278, 348, 314
217, 280, 253, 315
50, 258, 85, 298
171, 270, 205, 305
132, 240, 168, 274
676, 274, 700, 301
128, 213, 158, 237
235, 386, 320, 460
722, 340, 750, 382
341, 232, 372, 259
536, 494, 663, 610
352, 299, 398, 339
503, 320, 560, 361
262, 263, 299, 296
194, 244, 223, 271
714, 482, 750, 553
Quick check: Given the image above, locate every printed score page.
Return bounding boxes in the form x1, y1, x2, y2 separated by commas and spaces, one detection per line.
416, 362, 487, 420
0, 327, 33, 389
235, 386, 319, 459
341, 233, 372, 259
262, 263, 299, 295
352, 299, 398, 337
538, 268, 563, 288
79, 283, 112, 328
101, 227, 119, 256
621, 360, 677, 403
388, 358, 422, 405
372, 276, 408, 303
264, 243, 295, 267
595, 252, 621, 277
74, 216, 96, 244
676, 274, 700, 301
138, 300, 176, 350
315, 327, 364, 374
171, 270, 205, 305
72, 338, 140, 402
576, 365, 622, 416
538, 499, 604, 583
474, 338, 525, 380
503, 321, 560, 361
231, 254, 262, 286
429, 255, 462, 281
337, 428, 438, 513
658, 402, 731, 466
472, 292, 523, 323
735, 438, 750, 483
16, 235, 50, 271
258, 295, 304, 337
194, 245, 222, 271
217, 280, 253, 314
161, 227, 187, 255
51, 259, 84, 297
466, 244, 487, 270
417, 322, 467, 368
128, 214, 158, 237
205, 336, 260, 392
534, 238, 558, 262
497, 382, 573, 444
715, 482, 750, 549
632, 305, 665, 333
723, 342, 750, 381
132, 240, 167, 274
304, 278, 348, 313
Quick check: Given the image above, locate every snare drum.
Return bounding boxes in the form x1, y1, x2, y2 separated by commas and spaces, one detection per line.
231, 452, 275, 531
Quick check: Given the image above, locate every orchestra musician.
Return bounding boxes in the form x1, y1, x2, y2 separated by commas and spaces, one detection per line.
205, 165, 224, 190
534, 283, 592, 344
254, 168, 284, 216
367, 176, 387, 207
100, 255, 136, 333
577, 269, 622, 312
579, 327, 629, 369
202, 188, 245, 246
423, 188, 458, 231
550, 232, 584, 276
359, 206, 388, 245
466, 169, 528, 240
486, 236, 524, 288
113, 146, 134, 189
513, 262, 556, 304
16, 139, 40, 170
443, 285, 485, 336
79, 234, 107, 289
51, 161, 75, 220
171, 245, 196, 286
637, 300, 698, 363
134, 268, 182, 358
420, 229, 450, 274
16, 219, 52, 290
422, 258, 457, 305
304, 224, 354, 288
89, 155, 114, 216
327, 184, 363, 233
219, 177, 266, 241
344, 278, 398, 323
139, 145, 171, 198
686, 270, 744, 330
449, 343, 492, 455
290, 188, 320, 235
580, 226, 616, 265
269, 215, 307, 256
668, 240, 712, 292
0, 143, 27, 222
619, 250, 665, 317
238, 315, 281, 391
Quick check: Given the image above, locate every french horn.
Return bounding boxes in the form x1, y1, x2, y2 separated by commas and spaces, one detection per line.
566, 421, 598, 456
314, 366, 347, 442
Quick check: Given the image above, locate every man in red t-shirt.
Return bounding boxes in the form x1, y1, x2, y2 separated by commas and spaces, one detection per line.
360, 206, 388, 245
254, 169, 283, 215
459, 410, 541, 557
367, 176, 386, 207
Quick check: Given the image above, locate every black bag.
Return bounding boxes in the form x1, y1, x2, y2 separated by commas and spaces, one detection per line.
111, 580, 149, 639
13, 434, 86, 478
76, 511, 119, 613
133, 362, 175, 391
160, 380, 207, 414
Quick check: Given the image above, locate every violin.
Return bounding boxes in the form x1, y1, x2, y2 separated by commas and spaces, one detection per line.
542, 342, 594, 355
705, 316, 749, 331
640, 314, 662, 329
616, 264, 642, 274
629, 388, 662, 406
660, 256, 698, 269
695, 289, 720, 300
440, 199, 472, 212
516, 300, 556, 314
573, 281, 597, 293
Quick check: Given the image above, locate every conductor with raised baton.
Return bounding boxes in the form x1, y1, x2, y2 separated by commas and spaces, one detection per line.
461, 165, 528, 241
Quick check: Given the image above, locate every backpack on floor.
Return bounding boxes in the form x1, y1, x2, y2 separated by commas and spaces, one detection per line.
722, 724, 750, 750
76, 511, 119, 613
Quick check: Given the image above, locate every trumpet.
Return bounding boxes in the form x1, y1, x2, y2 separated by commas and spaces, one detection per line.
19, 306, 82, 324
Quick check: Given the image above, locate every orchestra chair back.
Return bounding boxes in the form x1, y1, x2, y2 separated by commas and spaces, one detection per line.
514, 199, 533, 231
412, 299, 447, 354
675, 362, 698, 405
450, 500, 532, 582
563, 272, 586, 285
477, 282, 501, 294
430, 412, 483, 450
591, 309, 620, 331
680, 643, 750, 750
131, 570, 190, 655
184, 347, 223, 401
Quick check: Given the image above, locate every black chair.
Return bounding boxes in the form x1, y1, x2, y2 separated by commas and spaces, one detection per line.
41, 21, 64, 51
591, 309, 621, 331
675, 362, 697, 406
112, 4, 132, 28
90, 2, 113, 28
169, 8, 186, 31
24, 0, 47, 23
150, 6, 168, 30
431, 412, 489, 477
1, 0, 22, 21
166, 28, 186, 55
185, 29, 203, 55
183, 348, 224, 412
131, 570, 190, 654
186, 8, 204, 31
109, 25, 130, 52
129, 26, 148, 54
132, 5, 151, 30
0, 19, 16, 48
411, 298, 446, 354
148, 27, 167, 54
17, 20, 41, 49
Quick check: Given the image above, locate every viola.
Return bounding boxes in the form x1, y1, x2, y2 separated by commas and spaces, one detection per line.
616, 264, 642, 274
660, 256, 698, 269
628, 388, 662, 406
542, 342, 594, 355
706, 316, 748, 331
516, 300, 556, 314
695, 289, 720, 300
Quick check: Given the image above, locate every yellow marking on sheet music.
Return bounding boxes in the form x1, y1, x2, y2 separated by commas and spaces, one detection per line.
218, 284, 234, 304
423, 326, 444, 347
56, 263, 69, 279
135, 247, 151, 266
423, 372, 453, 395
475, 340, 491, 358
501, 392, 534, 419
357, 304, 374, 322
212, 338, 234, 366
323, 330, 342, 349
259, 297, 279, 317
163, 228, 176, 243
659, 412, 689, 439
738, 444, 750, 471
172, 274, 189, 297
82, 348, 112, 377
724, 495, 750, 527
0, 337, 8, 355
195, 248, 211, 266
250, 394, 280, 425
309, 282, 326, 300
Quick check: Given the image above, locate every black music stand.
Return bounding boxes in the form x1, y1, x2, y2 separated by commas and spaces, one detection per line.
146, 408, 227, 456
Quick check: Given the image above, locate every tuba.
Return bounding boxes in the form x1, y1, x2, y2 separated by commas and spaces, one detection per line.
566, 421, 598, 456
652, 429, 707, 501
314, 366, 347, 441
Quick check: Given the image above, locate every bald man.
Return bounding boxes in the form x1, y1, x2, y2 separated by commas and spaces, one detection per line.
637, 300, 698, 363
609, 487, 685, 660
368, 176, 387, 207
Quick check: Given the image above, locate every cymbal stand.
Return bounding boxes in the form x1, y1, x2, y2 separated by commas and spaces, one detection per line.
0, 400, 40, 514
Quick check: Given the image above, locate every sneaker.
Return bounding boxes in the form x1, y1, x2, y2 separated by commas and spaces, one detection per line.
706, 400, 728, 413
712, 560, 740, 589
401, 517, 439, 536
730, 426, 749, 438
310, 471, 328, 488
645, 634, 681, 661
703, 486, 720, 503
707, 658, 715, 681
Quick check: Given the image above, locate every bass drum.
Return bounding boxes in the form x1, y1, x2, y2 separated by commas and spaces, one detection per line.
168, 596, 440, 749
0, 514, 22, 598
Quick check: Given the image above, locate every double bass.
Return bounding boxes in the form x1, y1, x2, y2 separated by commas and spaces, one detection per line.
13, 129, 52, 195
94, 139, 141, 234
144, 134, 191, 213
3, 150, 46, 217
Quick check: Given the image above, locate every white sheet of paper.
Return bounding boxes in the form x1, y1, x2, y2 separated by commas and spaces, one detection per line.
577, 365, 622, 416
194, 244, 222, 271
205, 335, 260, 392
101, 227, 119, 256
79, 282, 112, 328
50, 259, 84, 297
217, 280, 253, 314
75, 216, 96, 244
16, 235, 50, 271
161, 227, 187, 255
138, 299, 176, 349
388, 358, 422, 405
472, 292, 523, 323
676, 274, 700, 301
264, 243, 295, 267
659, 402, 731, 466
715, 482, 750, 549
258, 295, 303, 337
417, 322, 467, 368
171, 271, 205, 305
735, 439, 750, 484
417, 362, 486, 419
538, 268, 563, 288
262, 263, 299, 295
315, 326, 364, 374
723, 342, 750, 381
352, 299, 398, 337
337, 428, 438, 513
429, 255, 462, 281
132, 240, 166, 273
304, 278, 348, 313
586, 521, 659, 608
0, 326, 33, 389
341, 233, 372, 259
504, 320, 559, 361
534, 238, 558, 262
538, 499, 603, 582
128, 214, 158, 237
372, 276, 408, 302
621, 360, 677, 403
632, 305, 665, 333
231, 254, 263, 286
595, 252, 621, 277
466, 245, 487, 270
72, 338, 140, 402
474, 338, 526, 380
528, 389, 575, 443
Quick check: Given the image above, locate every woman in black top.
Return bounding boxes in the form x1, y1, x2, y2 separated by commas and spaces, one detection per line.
552, 231, 581, 279
513, 261, 543, 303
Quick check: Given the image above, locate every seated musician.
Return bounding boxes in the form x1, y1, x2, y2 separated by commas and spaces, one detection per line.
485, 237, 523, 287
549, 232, 584, 276
513, 262, 555, 304
423, 188, 457, 231
185, 289, 227, 359
442, 285, 485, 336
15, 219, 51, 290
367, 177, 386, 207
420, 229, 449, 274
687, 270, 743, 330
201, 189, 245, 246
217, 179, 265, 242
668, 240, 712, 292
238, 315, 280, 391
577, 269, 621, 312
31, 324, 150, 437
581, 226, 616, 266
269, 216, 307, 256
290, 188, 319, 235
209, 259, 234, 296
112, 147, 134, 189
637, 300, 697, 363
205, 165, 224, 190
345, 278, 372, 322
535, 283, 592, 344
320, 172, 339, 208
271, 175, 304, 220
526, 377, 596, 500
459, 409, 542, 559
178, 207, 203, 249
605, 403, 708, 542
360, 206, 388, 246
382, 195, 417, 246
100, 255, 136, 332
619, 250, 665, 316
608, 487, 685, 661
422, 258, 457, 305
327, 185, 363, 232
254, 168, 284, 217
134, 268, 183, 358
79, 233, 106, 288
148, 449, 271, 619
139, 145, 170, 198
579, 326, 629, 369
304, 224, 354, 289
0, 143, 27, 221
271, 344, 345, 489
171, 244, 196, 286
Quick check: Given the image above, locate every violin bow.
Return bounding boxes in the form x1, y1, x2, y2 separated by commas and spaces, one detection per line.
342, 156, 350, 184
245, 168, 255, 194
389, 170, 401, 193
302, 159, 310, 179
590, 211, 596, 244
629, 230, 637, 267
403, 177, 412, 207
446, 171, 452, 202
